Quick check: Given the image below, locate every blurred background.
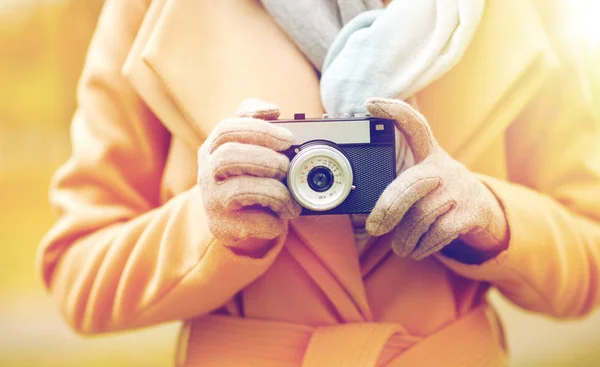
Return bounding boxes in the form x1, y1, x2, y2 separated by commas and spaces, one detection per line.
0, 1, 599, 366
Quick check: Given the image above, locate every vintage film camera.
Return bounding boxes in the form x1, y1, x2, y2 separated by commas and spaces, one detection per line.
273, 113, 397, 215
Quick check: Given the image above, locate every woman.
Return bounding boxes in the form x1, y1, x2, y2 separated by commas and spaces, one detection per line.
38, 0, 600, 366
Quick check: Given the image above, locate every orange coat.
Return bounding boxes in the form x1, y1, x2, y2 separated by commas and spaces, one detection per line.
38, 0, 600, 366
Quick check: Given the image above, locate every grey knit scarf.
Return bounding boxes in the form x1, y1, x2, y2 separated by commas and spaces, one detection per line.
261, 0, 383, 71
262, 0, 484, 116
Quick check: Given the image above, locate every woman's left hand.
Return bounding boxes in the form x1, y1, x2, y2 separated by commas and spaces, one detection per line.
365, 98, 509, 260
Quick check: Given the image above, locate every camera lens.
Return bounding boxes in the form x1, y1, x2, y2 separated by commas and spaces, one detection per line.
287, 142, 353, 212
307, 166, 334, 192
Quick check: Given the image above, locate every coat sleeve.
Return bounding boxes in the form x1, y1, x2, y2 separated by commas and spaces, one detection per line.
436, 65, 600, 318
37, 0, 285, 334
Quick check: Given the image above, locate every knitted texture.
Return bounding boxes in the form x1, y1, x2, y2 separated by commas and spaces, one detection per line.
365, 98, 508, 260
197, 99, 302, 247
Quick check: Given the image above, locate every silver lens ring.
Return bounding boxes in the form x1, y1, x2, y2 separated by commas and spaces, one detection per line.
287, 144, 353, 211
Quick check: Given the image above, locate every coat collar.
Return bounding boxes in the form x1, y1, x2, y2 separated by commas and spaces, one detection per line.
288, 215, 372, 321
124, 0, 324, 151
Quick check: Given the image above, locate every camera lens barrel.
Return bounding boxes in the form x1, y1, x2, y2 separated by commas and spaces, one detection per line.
307, 166, 335, 192
287, 142, 354, 211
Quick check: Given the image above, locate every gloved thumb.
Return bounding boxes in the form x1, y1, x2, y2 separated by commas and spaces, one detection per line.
365, 97, 437, 163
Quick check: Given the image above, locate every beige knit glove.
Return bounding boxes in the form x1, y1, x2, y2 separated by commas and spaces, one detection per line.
365, 98, 509, 261
197, 99, 301, 254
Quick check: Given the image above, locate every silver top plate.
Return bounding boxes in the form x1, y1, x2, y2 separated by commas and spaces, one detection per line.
274, 120, 370, 145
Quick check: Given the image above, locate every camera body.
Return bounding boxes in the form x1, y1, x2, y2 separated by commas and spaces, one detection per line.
273, 114, 397, 215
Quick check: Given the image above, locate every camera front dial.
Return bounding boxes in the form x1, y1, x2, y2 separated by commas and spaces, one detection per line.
287, 143, 354, 211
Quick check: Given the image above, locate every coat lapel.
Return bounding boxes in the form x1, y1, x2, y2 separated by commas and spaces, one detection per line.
122, 0, 203, 150
289, 215, 372, 322
416, 0, 559, 168
361, 0, 561, 271
127, 0, 324, 147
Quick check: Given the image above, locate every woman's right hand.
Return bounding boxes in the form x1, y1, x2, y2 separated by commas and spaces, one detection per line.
197, 99, 302, 256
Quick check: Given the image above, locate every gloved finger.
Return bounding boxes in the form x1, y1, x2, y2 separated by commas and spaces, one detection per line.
237, 98, 281, 120
217, 176, 302, 220
207, 117, 294, 154
365, 97, 436, 163
208, 208, 285, 242
210, 142, 290, 182
366, 162, 441, 236
411, 210, 473, 260
391, 195, 456, 257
